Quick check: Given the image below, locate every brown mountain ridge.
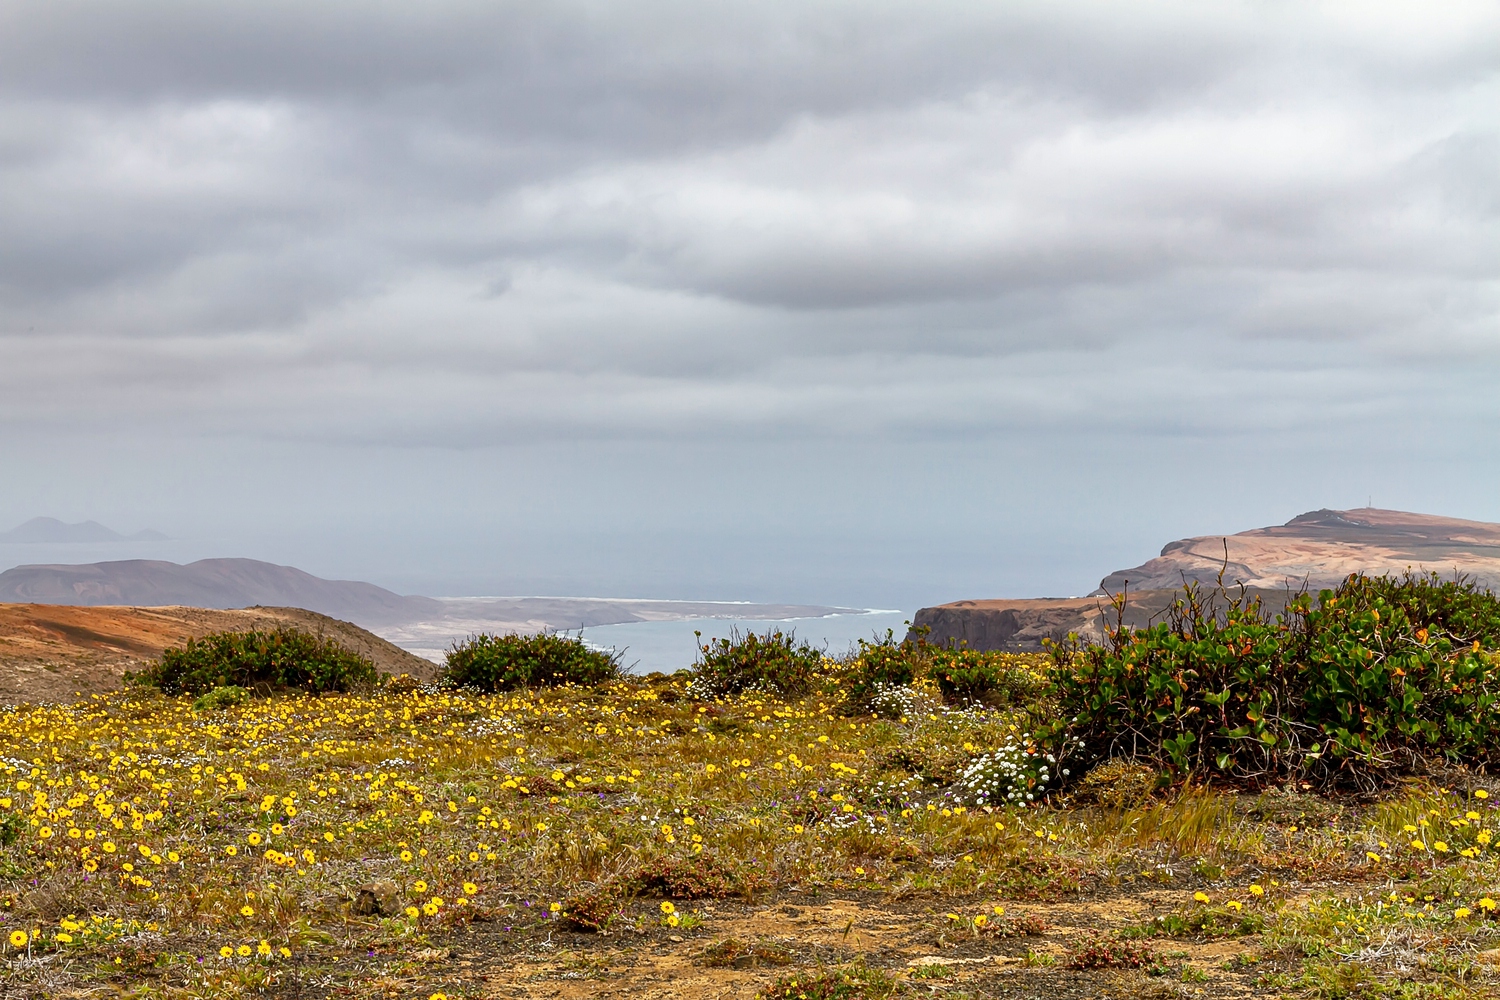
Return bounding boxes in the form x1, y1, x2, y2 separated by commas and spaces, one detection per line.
1095, 507, 1500, 594
913, 507, 1500, 651
0, 558, 441, 625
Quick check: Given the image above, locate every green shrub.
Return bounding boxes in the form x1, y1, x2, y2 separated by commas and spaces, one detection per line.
687, 627, 824, 699
839, 629, 928, 711
1068, 759, 1163, 809
837, 629, 1052, 714
191, 685, 253, 711
631, 854, 759, 900
557, 885, 624, 932
1354, 571, 1500, 644
1066, 934, 1163, 971
873, 732, 975, 788
441, 631, 621, 692
930, 648, 1050, 706
132, 628, 377, 696
1121, 908, 1265, 939
1049, 573, 1500, 788
699, 936, 792, 968
957, 731, 1058, 806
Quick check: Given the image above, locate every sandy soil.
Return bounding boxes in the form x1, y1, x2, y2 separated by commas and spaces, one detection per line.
367, 890, 1272, 999
0, 603, 437, 705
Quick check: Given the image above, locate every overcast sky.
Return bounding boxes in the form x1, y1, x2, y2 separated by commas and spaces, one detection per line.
1, 1, 1498, 608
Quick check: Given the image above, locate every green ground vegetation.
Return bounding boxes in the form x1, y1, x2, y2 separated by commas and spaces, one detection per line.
3, 573, 1500, 998
441, 632, 622, 692
130, 627, 377, 696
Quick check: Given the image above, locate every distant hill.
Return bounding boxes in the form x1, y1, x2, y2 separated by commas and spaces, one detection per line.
0, 517, 168, 543
0, 558, 442, 625
0, 555, 861, 644
913, 507, 1500, 651
1095, 507, 1500, 594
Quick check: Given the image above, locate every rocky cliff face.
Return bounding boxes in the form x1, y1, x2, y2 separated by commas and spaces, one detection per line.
911, 596, 1126, 650
1095, 508, 1500, 594
911, 507, 1500, 652
910, 589, 1293, 651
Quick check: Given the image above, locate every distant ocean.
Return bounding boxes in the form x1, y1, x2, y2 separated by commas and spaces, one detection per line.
580, 610, 910, 674
382, 607, 911, 673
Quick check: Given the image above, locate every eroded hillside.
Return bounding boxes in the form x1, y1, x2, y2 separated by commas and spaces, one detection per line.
0, 603, 436, 704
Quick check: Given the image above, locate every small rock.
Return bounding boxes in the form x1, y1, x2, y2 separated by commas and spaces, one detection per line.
909, 955, 1009, 967
668, 934, 684, 943
351, 880, 399, 917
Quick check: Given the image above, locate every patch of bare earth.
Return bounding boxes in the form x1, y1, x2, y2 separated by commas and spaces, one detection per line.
370, 891, 1269, 999
0, 603, 436, 704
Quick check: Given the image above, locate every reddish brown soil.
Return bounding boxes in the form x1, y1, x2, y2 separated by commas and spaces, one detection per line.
0, 603, 436, 705
340, 892, 1268, 999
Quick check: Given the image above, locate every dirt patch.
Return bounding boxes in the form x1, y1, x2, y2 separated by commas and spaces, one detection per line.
0, 603, 436, 704
386, 893, 1269, 999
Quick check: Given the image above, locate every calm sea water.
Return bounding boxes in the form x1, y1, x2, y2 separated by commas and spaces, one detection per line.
579, 610, 911, 674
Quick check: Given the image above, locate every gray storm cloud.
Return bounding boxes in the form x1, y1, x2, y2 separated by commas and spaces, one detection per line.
3, 3, 1496, 432
1, 1, 1498, 605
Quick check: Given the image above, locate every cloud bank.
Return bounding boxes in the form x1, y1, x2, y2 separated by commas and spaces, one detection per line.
1, 1, 1497, 603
